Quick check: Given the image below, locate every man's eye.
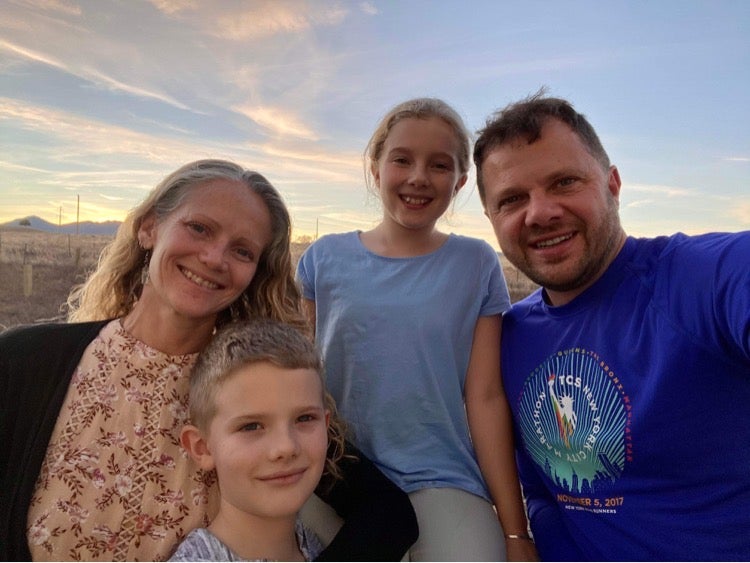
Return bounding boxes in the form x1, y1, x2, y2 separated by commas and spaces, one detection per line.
499, 195, 522, 209
557, 177, 577, 187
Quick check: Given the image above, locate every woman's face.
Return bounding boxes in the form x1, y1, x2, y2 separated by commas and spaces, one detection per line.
138, 178, 273, 325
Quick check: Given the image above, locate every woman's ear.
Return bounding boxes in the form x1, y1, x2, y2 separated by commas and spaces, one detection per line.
137, 212, 157, 250
180, 424, 215, 471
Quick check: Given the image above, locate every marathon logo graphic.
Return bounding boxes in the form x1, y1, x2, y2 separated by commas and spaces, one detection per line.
517, 348, 632, 505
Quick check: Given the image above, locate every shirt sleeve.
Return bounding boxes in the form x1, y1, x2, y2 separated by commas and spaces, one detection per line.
296, 244, 316, 301
515, 447, 586, 561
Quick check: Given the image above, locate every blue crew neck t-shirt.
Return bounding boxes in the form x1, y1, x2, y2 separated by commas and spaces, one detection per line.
298, 232, 510, 499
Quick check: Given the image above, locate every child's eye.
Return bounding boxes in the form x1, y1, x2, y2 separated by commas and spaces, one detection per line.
234, 247, 255, 262
240, 422, 262, 431
297, 413, 317, 423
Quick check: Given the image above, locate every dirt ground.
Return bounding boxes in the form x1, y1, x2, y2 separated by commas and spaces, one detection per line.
0, 230, 537, 332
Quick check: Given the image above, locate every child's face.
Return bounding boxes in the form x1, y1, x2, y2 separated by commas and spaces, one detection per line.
203, 361, 329, 520
373, 116, 467, 234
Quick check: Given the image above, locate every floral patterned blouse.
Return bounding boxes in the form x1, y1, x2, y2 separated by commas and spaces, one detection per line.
27, 320, 220, 561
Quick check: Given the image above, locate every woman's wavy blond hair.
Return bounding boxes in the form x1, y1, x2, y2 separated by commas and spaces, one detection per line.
67, 159, 306, 331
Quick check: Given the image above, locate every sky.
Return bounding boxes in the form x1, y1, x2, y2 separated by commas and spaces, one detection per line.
1, 0, 748, 249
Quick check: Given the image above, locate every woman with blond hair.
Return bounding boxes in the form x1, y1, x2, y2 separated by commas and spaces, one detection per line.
0, 159, 417, 561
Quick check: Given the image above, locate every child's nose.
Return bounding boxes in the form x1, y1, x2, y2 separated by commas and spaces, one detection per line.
269, 425, 300, 459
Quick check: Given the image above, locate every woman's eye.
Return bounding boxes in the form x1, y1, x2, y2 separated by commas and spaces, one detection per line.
187, 222, 208, 235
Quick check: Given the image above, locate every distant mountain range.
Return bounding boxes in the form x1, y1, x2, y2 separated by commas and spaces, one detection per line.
0, 215, 121, 235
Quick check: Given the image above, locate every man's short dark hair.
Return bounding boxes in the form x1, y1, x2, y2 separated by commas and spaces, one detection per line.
473, 89, 610, 206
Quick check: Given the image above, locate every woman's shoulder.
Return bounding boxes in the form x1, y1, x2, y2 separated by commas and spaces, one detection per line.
0, 319, 107, 342
0, 319, 109, 355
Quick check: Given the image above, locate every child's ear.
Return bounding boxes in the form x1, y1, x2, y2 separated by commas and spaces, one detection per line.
454, 173, 468, 196
180, 424, 215, 471
370, 162, 380, 188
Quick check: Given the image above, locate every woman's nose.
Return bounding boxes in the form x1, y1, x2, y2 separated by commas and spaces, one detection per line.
199, 243, 228, 271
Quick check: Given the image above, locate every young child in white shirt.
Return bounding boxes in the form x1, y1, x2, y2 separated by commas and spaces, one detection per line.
170, 318, 346, 561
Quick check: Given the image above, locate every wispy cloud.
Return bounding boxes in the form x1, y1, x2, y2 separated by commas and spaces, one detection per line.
214, 2, 349, 40
359, 2, 379, 16
234, 105, 319, 140
624, 183, 693, 198
723, 156, 750, 162
727, 200, 750, 224
0, 40, 192, 111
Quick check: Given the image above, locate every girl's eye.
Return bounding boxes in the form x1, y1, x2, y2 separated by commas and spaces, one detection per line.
297, 413, 317, 423
240, 422, 262, 431
432, 162, 451, 171
234, 247, 254, 262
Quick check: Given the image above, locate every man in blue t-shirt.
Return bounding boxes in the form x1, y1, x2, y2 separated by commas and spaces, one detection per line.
473, 92, 750, 560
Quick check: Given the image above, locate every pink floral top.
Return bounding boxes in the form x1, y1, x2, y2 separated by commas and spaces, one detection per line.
27, 320, 220, 561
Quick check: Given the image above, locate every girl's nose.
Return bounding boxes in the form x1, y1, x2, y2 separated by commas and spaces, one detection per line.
408, 164, 429, 187
268, 425, 300, 460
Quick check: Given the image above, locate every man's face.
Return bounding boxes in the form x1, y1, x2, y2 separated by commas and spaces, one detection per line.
481, 119, 626, 306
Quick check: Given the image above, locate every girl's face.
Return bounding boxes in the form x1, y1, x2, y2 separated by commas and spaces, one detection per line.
373, 116, 467, 235
137, 179, 272, 326
203, 362, 330, 521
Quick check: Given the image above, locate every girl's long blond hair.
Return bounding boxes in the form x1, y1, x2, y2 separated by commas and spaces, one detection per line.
67, 159, 306, 331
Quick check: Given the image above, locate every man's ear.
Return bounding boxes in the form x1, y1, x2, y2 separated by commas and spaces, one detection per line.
137, 212, 157, 250
608, 165, 622, 204
180, 424, 215, 471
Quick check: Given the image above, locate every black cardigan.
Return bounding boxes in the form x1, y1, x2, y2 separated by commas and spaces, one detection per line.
0, 321, 417, 561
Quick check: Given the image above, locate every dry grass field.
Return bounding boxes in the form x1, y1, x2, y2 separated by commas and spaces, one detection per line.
0, 229, 538, 332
